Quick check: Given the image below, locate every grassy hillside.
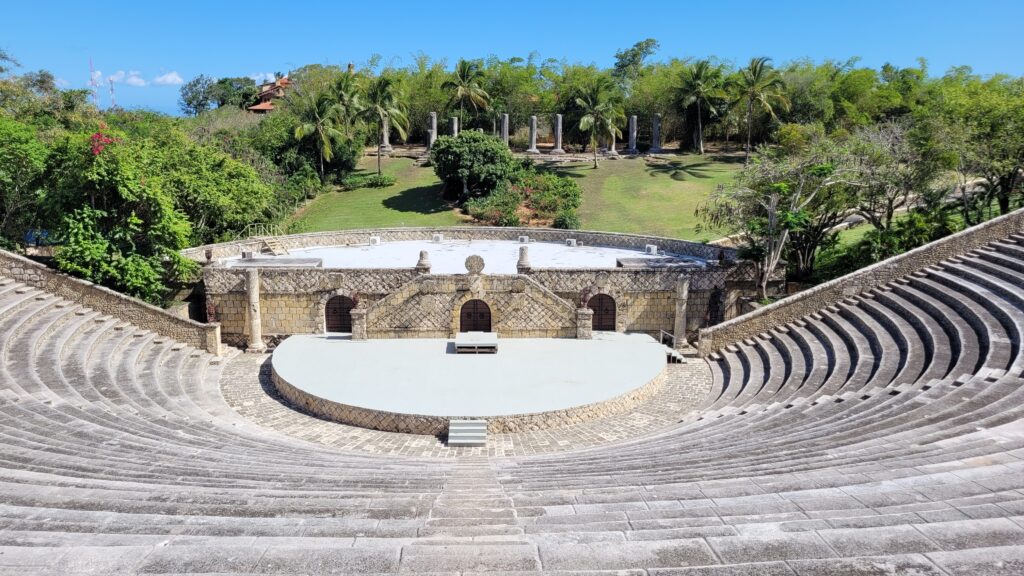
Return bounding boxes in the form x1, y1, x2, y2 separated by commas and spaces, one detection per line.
287, 153, 739, 240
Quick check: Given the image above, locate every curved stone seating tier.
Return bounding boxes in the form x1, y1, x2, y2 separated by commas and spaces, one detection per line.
0, 234, 1020, 574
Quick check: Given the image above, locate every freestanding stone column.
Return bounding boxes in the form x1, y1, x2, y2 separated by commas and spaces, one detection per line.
673, 275, 691, 350
350, 308, 367, 341
500, 113, 509, 145
608, 128, 619, 156
516, 246, 531, 274
245, 268, 266, 353
650, 113, 663, 153
625, 115, 638, 154
526, 115, 540, 153
550, 113, 565, 154
576, 308, 594, 340
427, 112, 437, 149
449, 116, 459, 137
381, 116, 393, 153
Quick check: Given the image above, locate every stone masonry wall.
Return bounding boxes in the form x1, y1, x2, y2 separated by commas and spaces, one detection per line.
697, 206, 1024, 356
0, 249, 221, 355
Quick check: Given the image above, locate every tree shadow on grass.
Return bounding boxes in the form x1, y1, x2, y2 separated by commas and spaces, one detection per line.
381, 184, 455, 215
644, 159, 719, 181
537, 165, 590, 179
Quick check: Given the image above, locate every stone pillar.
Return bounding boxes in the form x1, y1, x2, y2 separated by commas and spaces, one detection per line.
245, 268, 266, 353
415, 250, 431, 273
673, 275, 691, 350
576, 308, 594, 340
608, 128, 619, 156
650, 113, 663, 153
427, 112, 437, 149
526, 115, 540, 153
550, 113, 565, 154
516, 246, 531, 274
350, 308, 367, 341
381, 116, 393, 153
449, 116, 459, 137
626, 115, 638, 154
500, 113, 509, 145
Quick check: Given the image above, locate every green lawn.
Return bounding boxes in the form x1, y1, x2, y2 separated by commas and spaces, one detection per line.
287, 157, 463, 232
287, 153, 740, 240
546, 154, 739, 241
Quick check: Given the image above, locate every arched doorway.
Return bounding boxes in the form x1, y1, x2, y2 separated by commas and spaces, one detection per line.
460, 300, 492, 332
325, 295, 355, 332
588, 294, 616, 331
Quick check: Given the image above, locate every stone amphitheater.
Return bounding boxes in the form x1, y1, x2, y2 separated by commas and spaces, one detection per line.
0, 208, 1022, 575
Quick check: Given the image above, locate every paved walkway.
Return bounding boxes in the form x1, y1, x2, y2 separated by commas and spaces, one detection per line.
221, 351, 713, 458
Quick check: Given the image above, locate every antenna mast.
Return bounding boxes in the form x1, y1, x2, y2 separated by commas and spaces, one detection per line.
88, 58, 101, 107
108, 78, 116, 109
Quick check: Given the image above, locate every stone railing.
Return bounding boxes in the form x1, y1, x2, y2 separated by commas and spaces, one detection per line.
182, 226, 734, 263
697, 206, 1024, 356
0, 249, 221, 355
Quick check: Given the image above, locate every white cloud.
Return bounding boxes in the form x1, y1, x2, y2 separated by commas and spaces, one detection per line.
55, 77, 70, 88
153, 71, 184, 86
249, 72, 276, 84
90, 69, 103, 84
108, 70, 147, 87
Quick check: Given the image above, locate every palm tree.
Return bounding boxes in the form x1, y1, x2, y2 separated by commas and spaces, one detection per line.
442, 59, 490, 128
290, 86, 350, 181
576, 79, 624, 169
732, 57, 790, 164
678, 60, 725, 155
361, 75, 409, 176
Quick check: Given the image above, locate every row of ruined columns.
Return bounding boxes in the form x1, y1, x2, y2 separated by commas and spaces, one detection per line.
425, 112, 665, 154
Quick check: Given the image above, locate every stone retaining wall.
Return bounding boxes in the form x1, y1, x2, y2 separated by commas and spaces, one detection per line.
697, 207, 1024, 356
271, 360, 667, 435
0, 249, 221, 355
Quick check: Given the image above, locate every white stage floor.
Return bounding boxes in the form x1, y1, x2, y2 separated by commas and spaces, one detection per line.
271, 333, 666, 417
229, 240, 702, 274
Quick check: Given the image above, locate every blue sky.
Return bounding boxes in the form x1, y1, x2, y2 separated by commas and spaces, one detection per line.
5, 0, 1023, 115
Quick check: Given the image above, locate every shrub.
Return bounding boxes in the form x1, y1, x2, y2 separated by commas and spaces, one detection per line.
341, 173, 397, 190
464, 182, 523, 226
552, 210, 581, 230
429, 131, 517, 201
512, 172, 582, 219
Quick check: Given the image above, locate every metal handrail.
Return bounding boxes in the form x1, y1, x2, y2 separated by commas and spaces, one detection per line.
659, 329, 675, 348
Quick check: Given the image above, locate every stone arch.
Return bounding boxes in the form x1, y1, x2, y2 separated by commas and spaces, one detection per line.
314, 289, 359, 334
587, 293, 617, 331
459, 299, 492, 332
450, 291, 501, 336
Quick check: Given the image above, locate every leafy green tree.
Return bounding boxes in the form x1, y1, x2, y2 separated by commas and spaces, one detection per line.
179, 74, 215, 116
732, 57, 790, 164
576, 78, 624, 169
677, 60, 726, 154
612, 38, 660, 91
361, 74, 409, 175
699, 139, 858, 298
0, 117, 47, 239
429, 131, 517, 200
443, 59, 490, 128
209, 76, 258, 109
0, 48, 19, 75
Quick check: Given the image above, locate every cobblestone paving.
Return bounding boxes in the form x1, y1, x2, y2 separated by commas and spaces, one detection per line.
220, 351, 713, 458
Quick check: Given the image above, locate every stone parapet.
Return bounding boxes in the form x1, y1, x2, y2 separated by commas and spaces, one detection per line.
0, 248, 221, 355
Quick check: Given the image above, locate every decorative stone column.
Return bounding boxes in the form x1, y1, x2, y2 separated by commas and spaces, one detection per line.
245, 268, 266, 353
608, 128, 619, 156
350, 308, 367, 341
500, 113, 509, 145
526, 115, 540, 153
516, 246, 531, 274
415, 250, 431, 274
576, 308, 594, 340
673, 275, 691, 350
381, 116, 393, 153
550, 114, 565, 154
427, 112, 437, 149
450, 116, 459, 137
625, 115, 638, 154
650, 113, 663, 153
